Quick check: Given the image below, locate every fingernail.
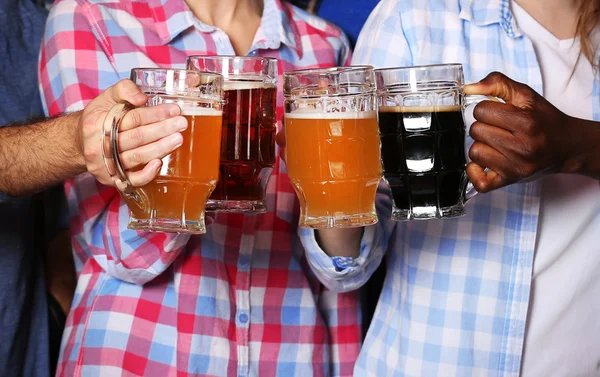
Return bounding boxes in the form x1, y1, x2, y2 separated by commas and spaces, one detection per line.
175, 117, 188, 131
170, 133, 184, 148
149, 159, 161, 171
169, 105, 182, 116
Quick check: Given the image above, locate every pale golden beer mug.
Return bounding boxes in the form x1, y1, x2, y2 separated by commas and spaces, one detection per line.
103, 68, 224, 234
283, 66, 382, 229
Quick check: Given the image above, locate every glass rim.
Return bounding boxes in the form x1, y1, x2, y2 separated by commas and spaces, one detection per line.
186, 56, 278, 84
130, 67, 223, 81
283, 65, 376, 98
187, 55, 278, 63
130, 68, 224, 100
283, 65, 374, 78
375, 64, 464, 95
374, 63, 463, 74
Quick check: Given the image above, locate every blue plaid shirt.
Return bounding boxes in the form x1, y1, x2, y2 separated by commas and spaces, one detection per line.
300, 0, 600, 376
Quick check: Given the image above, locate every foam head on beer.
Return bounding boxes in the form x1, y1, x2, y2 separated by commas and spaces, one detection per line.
179, 104, 223, 117
222, 81, 277, 91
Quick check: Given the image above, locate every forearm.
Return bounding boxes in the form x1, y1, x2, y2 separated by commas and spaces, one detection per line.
0, 112, 86, 196
300, 184, 396, 291
315, 228, 363, 258
300, 225, 386, 292
562, 117, 600, 179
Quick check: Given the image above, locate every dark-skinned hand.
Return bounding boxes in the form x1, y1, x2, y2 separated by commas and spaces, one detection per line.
463, 72, 597, 193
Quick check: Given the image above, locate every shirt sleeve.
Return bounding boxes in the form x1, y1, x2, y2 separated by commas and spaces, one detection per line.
352, 0, 413, 68
299, 184, 398, 292
38, 0, 189, 285
300, 0, 413, 292
337, 30, 352, 66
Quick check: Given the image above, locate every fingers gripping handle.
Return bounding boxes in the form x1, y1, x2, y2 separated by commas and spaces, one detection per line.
462, 94, 501, 203
102, 102, 136, 194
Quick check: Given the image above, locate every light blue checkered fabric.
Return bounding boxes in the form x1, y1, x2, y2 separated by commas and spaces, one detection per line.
300, 0, 600, 376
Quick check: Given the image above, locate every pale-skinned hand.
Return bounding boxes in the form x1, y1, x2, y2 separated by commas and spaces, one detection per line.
80, 79, 187, 187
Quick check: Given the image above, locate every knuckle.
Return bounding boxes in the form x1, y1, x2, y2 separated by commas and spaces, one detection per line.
518, 82, 536, 97
114, 80, 128, 100
128, 109, 143, 128
472, 104, 485, 122
128, 151, 144, 166
115, 79, 134, 97
515, 84, 537, 104
84, 148, 98, 163
518, 163, 537, 179
474, 179, 490, 193
81, 120, 99, 139
518, 137, 543, 160
487, 71, 505, 84
468, 143, 482, 162
518, 111, 538, 134
518, 142, 535, 160
127, 128, 145, 144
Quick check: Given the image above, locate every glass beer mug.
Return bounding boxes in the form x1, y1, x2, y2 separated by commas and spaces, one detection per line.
375, 63, 488, 221
283, 66, 382, 228
103, 68, 224, 234
187, 56, 278, 213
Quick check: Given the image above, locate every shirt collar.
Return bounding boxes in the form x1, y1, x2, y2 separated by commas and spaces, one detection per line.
148, 0, 302, 57
459, 0, 522, 38
252, 0, 303, 58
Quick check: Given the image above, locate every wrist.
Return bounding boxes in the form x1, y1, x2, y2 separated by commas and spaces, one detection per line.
315, 228, 363, 259
67, 111, 87, 173
561, 116, 600, 178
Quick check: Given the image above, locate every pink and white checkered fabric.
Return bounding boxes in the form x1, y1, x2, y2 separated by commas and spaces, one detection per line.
39, 0, 359, 376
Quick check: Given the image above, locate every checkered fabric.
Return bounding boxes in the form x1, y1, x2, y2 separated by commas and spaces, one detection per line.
39, 0, 359, 376
301, 0, 600, 376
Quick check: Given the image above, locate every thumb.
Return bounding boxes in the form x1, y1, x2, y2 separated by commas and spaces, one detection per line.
463, 72, 530, 108
104, 79, 147, 107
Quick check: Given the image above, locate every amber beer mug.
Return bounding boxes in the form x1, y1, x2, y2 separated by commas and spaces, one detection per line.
187, 56, 277, 213
283, 66, 382, 228
103, 68, 224, 234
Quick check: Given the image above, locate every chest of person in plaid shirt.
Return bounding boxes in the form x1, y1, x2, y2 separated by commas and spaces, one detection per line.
301, 0, 600, 376
38, 0, 361, 376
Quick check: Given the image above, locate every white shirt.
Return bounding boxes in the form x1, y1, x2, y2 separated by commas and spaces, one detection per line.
512, 3, 600, 376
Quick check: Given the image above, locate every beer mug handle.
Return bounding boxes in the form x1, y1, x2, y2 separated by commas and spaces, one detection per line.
462, 94, 502, 203
102, 102, 136, 195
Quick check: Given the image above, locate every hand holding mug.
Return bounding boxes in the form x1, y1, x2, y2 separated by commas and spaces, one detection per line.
464, 72, 584, 192
81, 79, 186, 187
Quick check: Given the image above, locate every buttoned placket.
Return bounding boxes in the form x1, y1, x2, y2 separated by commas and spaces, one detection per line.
198, 21, 272, 377
235, 215, 257, 377
211, 30, 236, 55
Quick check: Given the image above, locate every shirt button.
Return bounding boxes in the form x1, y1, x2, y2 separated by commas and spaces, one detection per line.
239, 255, 250, 268
239, 313, 249, 324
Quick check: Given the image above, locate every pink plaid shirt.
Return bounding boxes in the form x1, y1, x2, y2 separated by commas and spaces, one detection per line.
39, 0, 359, 376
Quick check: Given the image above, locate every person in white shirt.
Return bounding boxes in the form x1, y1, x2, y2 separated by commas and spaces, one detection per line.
283, 0, 600, 375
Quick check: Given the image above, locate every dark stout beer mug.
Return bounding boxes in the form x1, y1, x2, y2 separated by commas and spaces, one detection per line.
376, 64, 487, 221
187, 56, 277, 213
